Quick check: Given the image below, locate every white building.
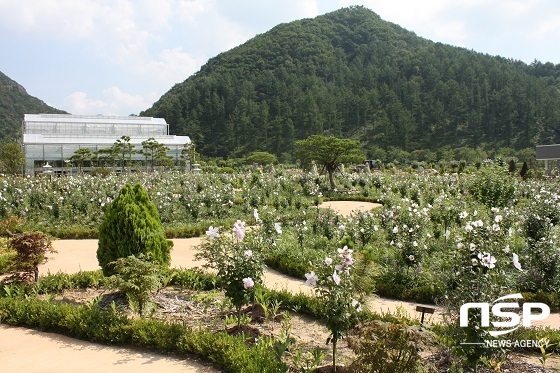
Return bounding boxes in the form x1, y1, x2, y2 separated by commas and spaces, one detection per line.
23, 114, 191, 175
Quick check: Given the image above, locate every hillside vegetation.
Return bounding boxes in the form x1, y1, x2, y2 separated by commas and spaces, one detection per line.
142, 6, 560, 160
0, 71, 66, 142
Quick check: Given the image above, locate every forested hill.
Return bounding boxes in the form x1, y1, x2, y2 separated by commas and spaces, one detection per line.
0, 71, 66, 142
141, 6, 560, 160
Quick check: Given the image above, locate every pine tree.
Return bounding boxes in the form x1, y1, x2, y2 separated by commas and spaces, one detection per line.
97, 183, 171, 275
508, 159, 517, 174
519, 161, 529, 180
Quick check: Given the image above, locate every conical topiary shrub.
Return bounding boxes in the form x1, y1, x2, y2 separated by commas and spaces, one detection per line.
97, 183, 172, 276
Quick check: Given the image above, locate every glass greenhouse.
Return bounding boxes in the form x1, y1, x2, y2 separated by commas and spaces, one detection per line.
23, 114, 192, 175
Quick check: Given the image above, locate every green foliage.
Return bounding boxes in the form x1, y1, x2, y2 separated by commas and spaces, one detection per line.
348, 318, 434, 373
305, 246, 362, 370
109, 254, 164, 316
0, 71, 66, 142
142, 6, 560, 160
0, 294, 286, 372
97, 183, 171, 276
468, 164, 516, 208
0, 142, 25, 175
295, 135, 363, 189
244, 151, 278, 165
196, 222, 266, 325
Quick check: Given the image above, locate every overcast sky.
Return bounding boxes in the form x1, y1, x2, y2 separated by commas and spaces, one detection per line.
1, 0, 559, 116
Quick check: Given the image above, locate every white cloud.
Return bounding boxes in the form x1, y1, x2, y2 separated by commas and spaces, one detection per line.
65, 87, 155, 116
142, 47, 204, 88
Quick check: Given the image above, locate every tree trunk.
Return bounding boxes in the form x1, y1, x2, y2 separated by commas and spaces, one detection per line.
328, 170, 337, 190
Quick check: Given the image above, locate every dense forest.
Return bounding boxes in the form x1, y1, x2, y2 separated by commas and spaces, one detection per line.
142, 6, 560, 161
0, 71, 66, 141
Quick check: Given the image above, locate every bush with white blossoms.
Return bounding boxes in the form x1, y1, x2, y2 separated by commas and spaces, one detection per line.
197, 220, 266, 326
305, 245, 363, 371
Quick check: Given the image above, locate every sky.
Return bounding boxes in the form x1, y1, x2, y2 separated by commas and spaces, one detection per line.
1, 0, 559, 117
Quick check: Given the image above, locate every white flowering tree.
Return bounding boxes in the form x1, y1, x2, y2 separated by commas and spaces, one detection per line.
440, 208, 523, 370
305, 246, 363, 372
197, 221, 266, 326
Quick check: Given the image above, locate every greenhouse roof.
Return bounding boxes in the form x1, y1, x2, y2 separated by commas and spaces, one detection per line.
24, 114, 167, 126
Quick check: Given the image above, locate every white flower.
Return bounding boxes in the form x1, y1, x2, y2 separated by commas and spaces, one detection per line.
305, 271, 318, 286
242, 277, 254, 289
459, 211, 469, 219
393, 226, 399, 234
253, 208, 260, 221
512, 253, 523, 271
465, 224, 473, 233
351, 299, 362, 312
244, 250, 253, 259
408, 254, 415, 262
478, 252, 496, 269
274, 222, 282, 234
206, 226, 220, 240
457, 242, 464, 249
324, 257, 333, 265
469, 243, 476, 251
331, 271, 341, 286
495, 215, 503, 223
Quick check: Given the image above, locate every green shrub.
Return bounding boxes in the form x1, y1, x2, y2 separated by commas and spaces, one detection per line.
468, 165, 516, 208
348, 317, 434, 372
0, 295, 286, 372
109, 254, 164, 316
97, 183, 171, 276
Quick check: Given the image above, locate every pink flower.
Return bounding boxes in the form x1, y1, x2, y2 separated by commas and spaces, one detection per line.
244, 249, 253, 259
324, 257, 333, 265
233, 220, 246, 239
305, 271, 318, 286
242, 277, 254, 289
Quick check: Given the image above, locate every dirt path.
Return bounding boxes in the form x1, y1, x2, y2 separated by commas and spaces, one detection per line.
0, 324, 216, 373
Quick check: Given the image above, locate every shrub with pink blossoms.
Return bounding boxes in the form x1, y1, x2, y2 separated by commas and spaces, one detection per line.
197, 221, 265, 326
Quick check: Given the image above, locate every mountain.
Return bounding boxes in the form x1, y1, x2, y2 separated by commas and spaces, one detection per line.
0, 71, 67, 142
141, 6, 560, 160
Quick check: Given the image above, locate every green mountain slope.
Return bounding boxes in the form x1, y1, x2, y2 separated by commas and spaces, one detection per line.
0, 71, 66, 142
142, 6, 560, 159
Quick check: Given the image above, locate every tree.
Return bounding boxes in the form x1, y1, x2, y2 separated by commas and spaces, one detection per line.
0, 142, 25, 175
180, 142, 199, 171
70, 148, 92, 174
295, 135, 362, 189
7, 231, 55, 283
97, 183, 172, 276
244, 151, 278, 165
520, 161, 529, 180
141, 137, 172, 172
112, 136, 135, 172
